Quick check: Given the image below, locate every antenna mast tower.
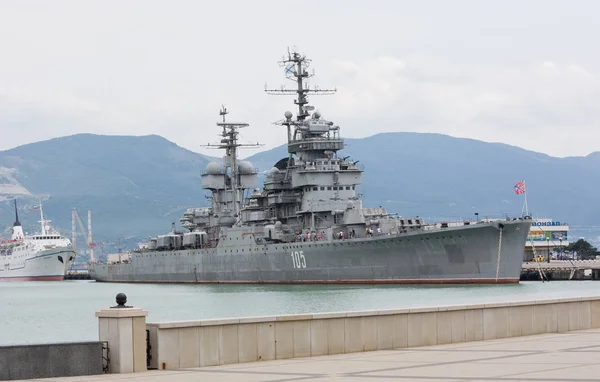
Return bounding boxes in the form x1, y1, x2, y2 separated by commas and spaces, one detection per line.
202, 106, 263, 217
265, 48, 337, 178
265, 48, 337, 122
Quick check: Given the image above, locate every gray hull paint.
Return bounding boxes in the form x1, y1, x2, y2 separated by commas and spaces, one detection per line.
89, 220, 530, 284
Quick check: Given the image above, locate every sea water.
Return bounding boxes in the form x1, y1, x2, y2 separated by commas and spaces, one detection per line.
1, 280, 599, 345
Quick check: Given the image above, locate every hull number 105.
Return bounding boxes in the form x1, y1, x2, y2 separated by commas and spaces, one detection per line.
291, 251, 307, 269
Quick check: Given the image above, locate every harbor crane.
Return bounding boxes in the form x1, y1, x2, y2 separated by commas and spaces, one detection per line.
71, 208, 96, 263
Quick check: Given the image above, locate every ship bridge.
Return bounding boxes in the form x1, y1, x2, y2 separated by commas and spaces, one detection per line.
287, 112, 344, 158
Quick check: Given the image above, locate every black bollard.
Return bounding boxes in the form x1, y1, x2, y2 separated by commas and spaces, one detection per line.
111, 292, 132, 308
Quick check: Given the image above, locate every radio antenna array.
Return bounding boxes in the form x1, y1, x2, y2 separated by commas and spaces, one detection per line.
265, 48, 336, 121
201, 105, 263, 151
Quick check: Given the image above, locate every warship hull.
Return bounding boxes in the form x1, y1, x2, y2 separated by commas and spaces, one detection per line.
90, 220, 530, 284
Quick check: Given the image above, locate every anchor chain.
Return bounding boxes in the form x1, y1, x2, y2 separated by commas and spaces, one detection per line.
495, 227, 503, 283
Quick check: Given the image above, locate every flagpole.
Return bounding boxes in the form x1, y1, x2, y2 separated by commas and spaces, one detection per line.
514, 180, 529, 217
522, 180, 529, 217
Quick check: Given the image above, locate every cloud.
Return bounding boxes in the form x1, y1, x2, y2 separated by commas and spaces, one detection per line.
1, 0, 600, 159
322, 56, 600, 157
2, 54, 599, 159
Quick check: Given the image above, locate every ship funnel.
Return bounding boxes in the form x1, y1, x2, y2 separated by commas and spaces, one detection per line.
11, 199, 24, 240
13, 199, 21, 227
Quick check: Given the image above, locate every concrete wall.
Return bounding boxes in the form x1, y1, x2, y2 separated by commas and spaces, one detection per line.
0, 341, 104, 380
146, 296, 600, 370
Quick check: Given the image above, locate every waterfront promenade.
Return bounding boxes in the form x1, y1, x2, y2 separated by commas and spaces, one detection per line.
23, 328, 600, 381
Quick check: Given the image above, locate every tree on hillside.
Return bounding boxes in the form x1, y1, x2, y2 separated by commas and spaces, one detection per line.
565, 239, 598, 260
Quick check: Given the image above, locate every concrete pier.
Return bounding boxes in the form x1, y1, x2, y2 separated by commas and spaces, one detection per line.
521, 260, 600, 280
12, 294, 600, 380
21, 328, 600, 381
145, 296, 600, 370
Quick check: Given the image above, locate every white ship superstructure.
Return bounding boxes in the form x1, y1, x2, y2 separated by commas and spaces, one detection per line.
0, 200, 76, 281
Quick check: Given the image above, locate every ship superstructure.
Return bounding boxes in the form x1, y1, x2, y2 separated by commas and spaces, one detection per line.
180, 51, 422, 243
1, 200, 76, 281
89, 49, 532, 284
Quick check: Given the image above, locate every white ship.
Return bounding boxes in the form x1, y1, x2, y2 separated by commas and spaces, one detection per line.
0, 200, 76, 281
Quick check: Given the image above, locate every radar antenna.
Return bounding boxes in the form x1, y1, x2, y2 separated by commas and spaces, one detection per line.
265, 48, 336, 121
200, 107, 263, 218
201, 106, 263, 152
219, 105, 228, 123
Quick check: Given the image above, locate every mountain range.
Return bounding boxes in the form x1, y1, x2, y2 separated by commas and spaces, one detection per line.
1, 132, 599, 254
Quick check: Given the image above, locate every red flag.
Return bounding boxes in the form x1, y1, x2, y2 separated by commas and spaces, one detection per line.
514, 180, 525, 195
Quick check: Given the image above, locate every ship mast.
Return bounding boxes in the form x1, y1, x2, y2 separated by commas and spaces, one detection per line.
265, 48, 336, 125
203, 106, 262, 221
265, 48, 337, 177
38, 200, 50, 236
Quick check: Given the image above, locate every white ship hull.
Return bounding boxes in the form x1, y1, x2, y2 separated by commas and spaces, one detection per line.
0, 247, 76, 281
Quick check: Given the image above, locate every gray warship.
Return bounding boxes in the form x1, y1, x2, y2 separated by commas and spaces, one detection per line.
89, 49, 532, 284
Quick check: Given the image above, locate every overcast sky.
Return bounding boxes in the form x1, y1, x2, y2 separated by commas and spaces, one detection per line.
1, 0, 599, 158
